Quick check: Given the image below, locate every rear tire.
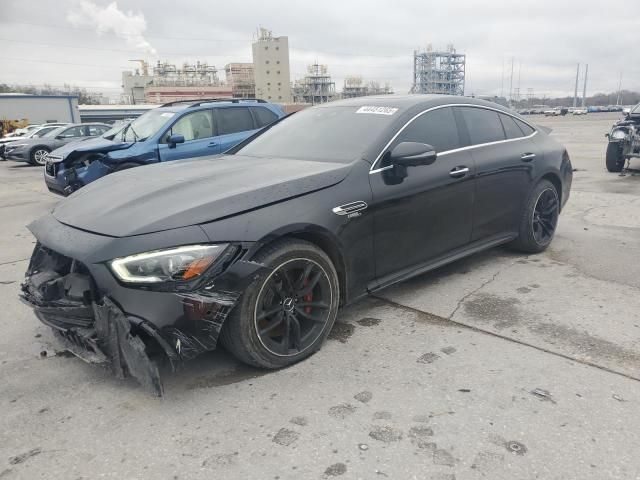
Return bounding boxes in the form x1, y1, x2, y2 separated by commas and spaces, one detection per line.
509, 179, 560, 253
220, 239, 339, 369
29, 147, 50, 166
606, 143, 625, 172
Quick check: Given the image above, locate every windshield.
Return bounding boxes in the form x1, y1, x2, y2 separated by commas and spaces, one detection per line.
122, 110, 174, 142
631, 103, 640, 114
29, 126, 57, 138
42, 126, 67, 138
236, 106, 397, 162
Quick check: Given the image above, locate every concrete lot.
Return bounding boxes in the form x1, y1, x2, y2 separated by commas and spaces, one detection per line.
0, 113, 639, 480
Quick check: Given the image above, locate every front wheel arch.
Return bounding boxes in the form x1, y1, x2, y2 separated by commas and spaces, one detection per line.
251, 227, 348, 306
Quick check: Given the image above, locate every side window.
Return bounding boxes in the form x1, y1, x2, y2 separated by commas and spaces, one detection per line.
251, 107, 278, 128
167, 110, 214, 142
216, 107, 255, 135
499, 114, 524, 140
514, 118, 535, 136
59, 126, 85, 138
394, 107, 461, 153
88, 125, 107, 136
460, 107, 505, 145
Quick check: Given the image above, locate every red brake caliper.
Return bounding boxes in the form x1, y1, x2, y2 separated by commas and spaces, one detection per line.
303, 278, 313, 314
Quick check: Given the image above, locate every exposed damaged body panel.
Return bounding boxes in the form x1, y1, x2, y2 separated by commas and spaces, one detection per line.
21, 242, 270, 395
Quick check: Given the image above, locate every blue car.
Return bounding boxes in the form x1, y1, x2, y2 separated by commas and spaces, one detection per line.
44, 98, 285, 196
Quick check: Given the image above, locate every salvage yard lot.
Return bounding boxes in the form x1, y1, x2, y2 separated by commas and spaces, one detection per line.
1, 113, 639, 479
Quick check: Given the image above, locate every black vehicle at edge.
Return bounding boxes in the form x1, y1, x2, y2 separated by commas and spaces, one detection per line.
21, 95, 572, 395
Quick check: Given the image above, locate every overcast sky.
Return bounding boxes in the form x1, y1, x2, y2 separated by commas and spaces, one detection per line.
1, 0, 638, 101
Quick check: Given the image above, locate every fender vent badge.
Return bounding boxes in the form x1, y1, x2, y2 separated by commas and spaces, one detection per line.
332, 201, 368, 216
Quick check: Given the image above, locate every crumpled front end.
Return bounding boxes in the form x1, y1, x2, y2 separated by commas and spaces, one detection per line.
20, 243, 168, 395
20, 242, 266, 396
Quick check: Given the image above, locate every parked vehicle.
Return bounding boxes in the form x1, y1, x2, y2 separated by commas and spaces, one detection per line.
530, 105, 550, 115
20, 95, 573, 395
44, 98, 286, 196
0, 124, 68, 160
605, 102, 640, 172
5, 123, 110, 165
570, 107, 588, 116
544, 107, 568, 117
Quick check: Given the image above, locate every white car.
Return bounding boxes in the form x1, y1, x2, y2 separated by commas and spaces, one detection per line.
570, 108, 588, 116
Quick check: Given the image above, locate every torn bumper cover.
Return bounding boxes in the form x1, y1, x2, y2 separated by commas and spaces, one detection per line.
20, 243, 268, 396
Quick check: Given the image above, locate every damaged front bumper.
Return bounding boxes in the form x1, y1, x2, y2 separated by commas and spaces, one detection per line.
21, 238, 267, 396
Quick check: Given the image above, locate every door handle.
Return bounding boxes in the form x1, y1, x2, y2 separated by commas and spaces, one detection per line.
208, 142, 218, 147
521, 153, 536, 162
449, 166, 470, 178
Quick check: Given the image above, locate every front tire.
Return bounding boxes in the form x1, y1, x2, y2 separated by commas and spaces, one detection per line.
509, 180, 560, 253
30, 147, 50, 166
606, 142, 625, 172
220, 239, 340, 369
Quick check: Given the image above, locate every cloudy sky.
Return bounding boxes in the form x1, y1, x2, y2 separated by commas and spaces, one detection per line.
1, 0, 638, 101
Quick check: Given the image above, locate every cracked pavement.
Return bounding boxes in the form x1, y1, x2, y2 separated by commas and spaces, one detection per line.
1, 113, 639, 480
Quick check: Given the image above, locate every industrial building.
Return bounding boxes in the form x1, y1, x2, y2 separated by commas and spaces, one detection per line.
0, 94, 80, 124
252, 28, 293, 103
410, 45, 466, 95
122, 60, 231, 104
292, 64, 336, 104
224, 63, 256, 98
342, 76, 393, 99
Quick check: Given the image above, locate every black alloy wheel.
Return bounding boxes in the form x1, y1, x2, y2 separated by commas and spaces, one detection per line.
254, 258, 333, 357
509, 179, 560, 253
532, 187, 559, 245
220, 239, 339, 369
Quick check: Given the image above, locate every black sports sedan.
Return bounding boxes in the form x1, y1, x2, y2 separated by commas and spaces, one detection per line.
21, 95, 572, 395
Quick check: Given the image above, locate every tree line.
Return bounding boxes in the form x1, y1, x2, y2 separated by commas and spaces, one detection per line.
0, 84, 101, 105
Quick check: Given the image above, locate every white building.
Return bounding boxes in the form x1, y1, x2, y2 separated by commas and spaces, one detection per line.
0, 94, 80, 124
251, 28, 292, 103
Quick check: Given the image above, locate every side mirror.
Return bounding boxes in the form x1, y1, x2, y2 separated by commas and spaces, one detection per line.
167, 133, 185, 148
389, 142, 437, 167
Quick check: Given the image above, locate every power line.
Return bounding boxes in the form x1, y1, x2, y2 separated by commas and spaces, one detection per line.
0, 21, 407, 58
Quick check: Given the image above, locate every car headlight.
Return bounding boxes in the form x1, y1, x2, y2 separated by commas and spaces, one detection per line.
110, 244, 229, 284
611, 129, 627, 140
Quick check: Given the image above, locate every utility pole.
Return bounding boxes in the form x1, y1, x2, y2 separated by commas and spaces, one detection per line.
509, 57, 514, 104
500, 59, 505, 98
517, 60, 522, 103
616, 72, 623, 106
573, 63, 580, 108
581, 63, 589, 108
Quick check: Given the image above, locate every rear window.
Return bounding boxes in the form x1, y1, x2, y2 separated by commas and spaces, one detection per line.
459, 107, 505, 145
251, 107, 278, 128
499, 114, 524, 139
217, 108, 255, 135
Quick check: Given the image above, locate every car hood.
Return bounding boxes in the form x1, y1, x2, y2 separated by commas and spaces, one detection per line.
51, 137, 133, 162
52, 154, 352, 237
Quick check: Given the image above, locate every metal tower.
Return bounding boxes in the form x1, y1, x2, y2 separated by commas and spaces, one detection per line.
410, 44, 466, 95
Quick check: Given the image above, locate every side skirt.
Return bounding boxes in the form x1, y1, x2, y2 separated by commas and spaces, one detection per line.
367, 233, 517, 294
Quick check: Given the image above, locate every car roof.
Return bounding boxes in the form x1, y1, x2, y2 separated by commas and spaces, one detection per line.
156, 99, 276, 114
318, 94, 517, 115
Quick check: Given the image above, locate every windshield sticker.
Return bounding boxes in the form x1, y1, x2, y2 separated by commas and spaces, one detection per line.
356, 106, 399, 116
160, 112, 175, 117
